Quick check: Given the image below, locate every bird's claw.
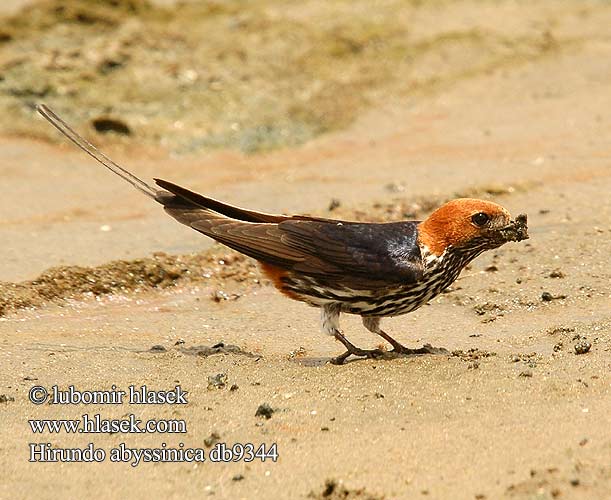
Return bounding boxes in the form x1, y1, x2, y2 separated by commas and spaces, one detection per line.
390, 343, 447, 355
329, 348, 385, 365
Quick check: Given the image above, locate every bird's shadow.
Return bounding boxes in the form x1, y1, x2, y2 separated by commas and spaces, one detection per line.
148, 341, 449, 367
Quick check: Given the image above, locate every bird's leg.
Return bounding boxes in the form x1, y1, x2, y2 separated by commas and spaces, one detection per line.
362, 316, 407, 351
361, 316, 439, 354
322, 304, 384, 364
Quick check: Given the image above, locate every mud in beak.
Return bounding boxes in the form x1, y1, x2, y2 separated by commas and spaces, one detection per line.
498, 214, 529, 242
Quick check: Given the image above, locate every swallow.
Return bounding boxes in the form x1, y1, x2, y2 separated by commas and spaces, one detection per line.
36, 104, 529, 364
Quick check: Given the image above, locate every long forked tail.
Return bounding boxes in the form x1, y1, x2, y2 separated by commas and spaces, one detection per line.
36, 104, 159, 199
36, 103, 294, 225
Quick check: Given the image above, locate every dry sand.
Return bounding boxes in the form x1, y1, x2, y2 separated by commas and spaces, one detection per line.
1, 1, 610, 499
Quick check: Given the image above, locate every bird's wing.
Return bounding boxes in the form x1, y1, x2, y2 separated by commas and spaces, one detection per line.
187, 216, 424, 288
280, 220, 424, 285
156, 179, 424, 288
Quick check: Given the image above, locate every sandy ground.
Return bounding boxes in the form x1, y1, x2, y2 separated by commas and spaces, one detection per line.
1, 1, 611, 500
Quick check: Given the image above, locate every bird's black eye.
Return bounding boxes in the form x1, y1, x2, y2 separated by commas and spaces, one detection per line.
471, 212, 490, 227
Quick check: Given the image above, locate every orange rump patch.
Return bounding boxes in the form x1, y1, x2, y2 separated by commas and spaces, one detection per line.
259, 263, 300, 300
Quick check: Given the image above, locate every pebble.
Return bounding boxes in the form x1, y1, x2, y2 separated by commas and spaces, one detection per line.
574, 340, 591, 355
255, 403, 274, 419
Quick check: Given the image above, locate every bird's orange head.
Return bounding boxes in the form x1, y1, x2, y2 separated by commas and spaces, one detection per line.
418, 198, 528, 256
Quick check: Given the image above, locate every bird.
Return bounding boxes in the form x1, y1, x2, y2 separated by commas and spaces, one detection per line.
36, 104, 529, 364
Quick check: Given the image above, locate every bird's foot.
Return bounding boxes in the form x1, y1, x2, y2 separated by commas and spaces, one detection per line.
329, 347, 385, 365
390, 343, 448, 355
331, 329, 386, 364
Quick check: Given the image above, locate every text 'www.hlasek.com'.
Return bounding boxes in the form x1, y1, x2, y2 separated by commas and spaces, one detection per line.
27, 385, 278, 467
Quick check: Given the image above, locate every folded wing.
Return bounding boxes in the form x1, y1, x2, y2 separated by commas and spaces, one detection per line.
156, 179, 424, 289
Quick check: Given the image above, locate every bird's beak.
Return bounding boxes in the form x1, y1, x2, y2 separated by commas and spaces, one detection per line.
497, 214, 529, 242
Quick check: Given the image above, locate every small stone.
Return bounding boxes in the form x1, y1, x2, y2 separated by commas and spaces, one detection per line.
0, 394, 15, 403
541, 292, 567, 301
255, 403, 274, 419
204, 431, 221, 447
570, 478, 580, 487
328, 198, 341, 211
150, 345, 166, 352
91, 116, 131, 135
211, 290, 230, 302
232, 474, 245, 482
229, 384, 239, 392
519, 370, 533, 378
207, 373, 228, 390
288, 347, 307, 359
574, 341, 591, 355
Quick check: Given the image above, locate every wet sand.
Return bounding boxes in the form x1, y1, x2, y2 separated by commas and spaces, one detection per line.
1, 1, 611, 499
